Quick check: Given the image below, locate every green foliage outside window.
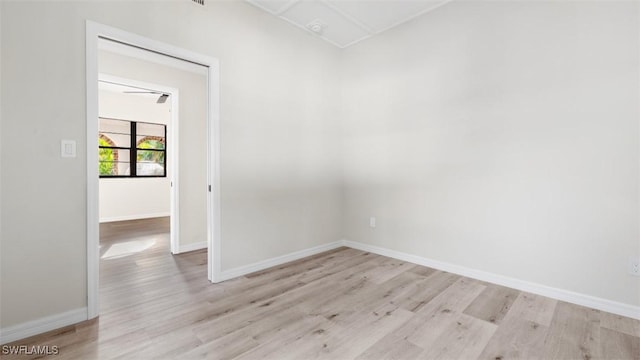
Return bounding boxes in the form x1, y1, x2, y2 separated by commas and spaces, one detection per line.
137, 139, 165, 163
99, 137, 116, 175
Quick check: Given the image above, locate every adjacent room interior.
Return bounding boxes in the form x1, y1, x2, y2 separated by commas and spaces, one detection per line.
1, 0, 639, 359
96, 40, 213, 323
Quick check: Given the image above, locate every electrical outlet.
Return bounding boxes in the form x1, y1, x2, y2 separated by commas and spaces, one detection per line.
628, 257, 640, 276
369, 217, 376, 228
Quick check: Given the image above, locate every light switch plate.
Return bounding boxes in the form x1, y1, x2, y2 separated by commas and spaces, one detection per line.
61, 140, 76, 158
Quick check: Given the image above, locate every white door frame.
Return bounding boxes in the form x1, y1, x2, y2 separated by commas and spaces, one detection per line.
86, 21, 222, 320
98, 74, 181, 254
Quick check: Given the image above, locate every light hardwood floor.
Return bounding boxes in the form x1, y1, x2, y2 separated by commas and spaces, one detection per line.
3, 217, 639, 359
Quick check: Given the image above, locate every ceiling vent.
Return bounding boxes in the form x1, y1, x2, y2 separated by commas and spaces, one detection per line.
192, 0, 204, 5
306, 19, 326, 35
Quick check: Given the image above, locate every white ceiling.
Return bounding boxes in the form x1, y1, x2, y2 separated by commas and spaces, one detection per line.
246, 0, 452, 48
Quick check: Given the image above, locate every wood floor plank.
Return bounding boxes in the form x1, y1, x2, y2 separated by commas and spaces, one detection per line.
241, 309, 321, 346
106, 329, 156, 355
600, 311, 640, 338
191, 298, 304, 344
406, 278, 486, 349
139, 253, 379, 340
415, 277, 487, 318
477, 316, 549, 360
263, 302, 414, 360
420, 313, 498, 360
276, 256, 390, 315
181, 329, 259, 360
543, 302, 602, 360
189, 252, 389, 345
599, 327, 640, 360
310, 304, 415, 360
233, 315, 337, 360
393, 270, 460, 313
114, 327, 202, 360
244, 247, 350, 279
354, 330, 424, 360
506, 291, 558, 327
463, 284, 520, 325
361, 256, 416, 284
407, 264, 438, 278
309, 271, 423, 326
4, 218, 640, 360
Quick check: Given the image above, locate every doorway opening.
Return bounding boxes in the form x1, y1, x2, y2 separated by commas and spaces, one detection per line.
86, 22, 221, 320
98, 76, 178, 255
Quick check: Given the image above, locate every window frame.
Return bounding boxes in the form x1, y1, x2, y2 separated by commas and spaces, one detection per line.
98, 117, 167, 178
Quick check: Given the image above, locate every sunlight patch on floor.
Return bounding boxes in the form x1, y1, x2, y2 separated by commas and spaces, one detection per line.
101, 239, 156, 259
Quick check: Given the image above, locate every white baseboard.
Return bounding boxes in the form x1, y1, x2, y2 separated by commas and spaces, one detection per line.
0, 308, 87, 345
217, 241, 344, 282
99, 212, 170, 223
175, 241, 207, 254
342, 240, 640, 320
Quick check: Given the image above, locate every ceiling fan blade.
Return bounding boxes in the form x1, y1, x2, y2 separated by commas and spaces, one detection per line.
123, 91, 161, 94
157, 94, 169, 104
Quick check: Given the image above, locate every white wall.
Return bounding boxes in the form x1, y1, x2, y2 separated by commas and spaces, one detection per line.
99, 87, 172, 222
341, 1, 640, 307
0, 0, 343, 329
